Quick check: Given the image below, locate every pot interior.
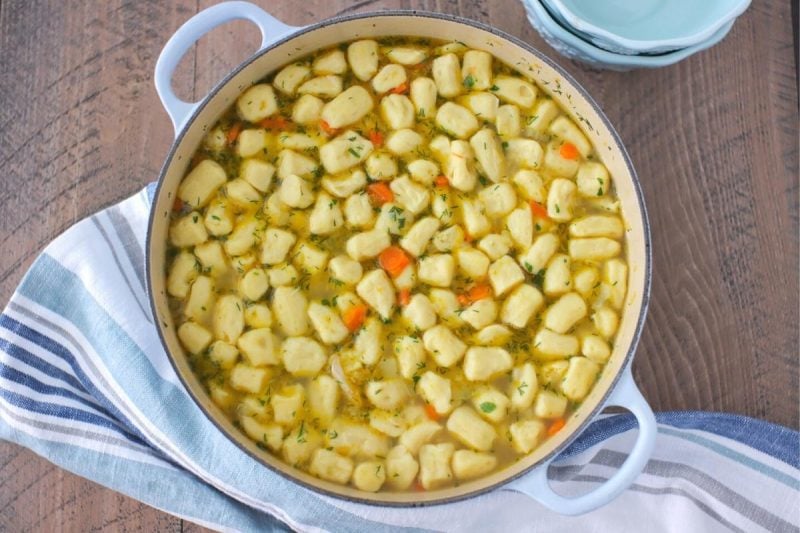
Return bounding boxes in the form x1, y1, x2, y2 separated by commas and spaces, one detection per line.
147, 12, 649, 505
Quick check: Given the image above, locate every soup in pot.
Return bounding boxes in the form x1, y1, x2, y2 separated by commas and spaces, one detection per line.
165, 37, 627, 492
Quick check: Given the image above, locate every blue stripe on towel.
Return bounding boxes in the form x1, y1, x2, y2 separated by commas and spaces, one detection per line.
0, 336, 88, 393
658, 411, 800, 470
659, 426, 800, 491
559, 411, 799, 470
0, 312, 151, 444
0, 361, 108, 415
0, 385, 142, 441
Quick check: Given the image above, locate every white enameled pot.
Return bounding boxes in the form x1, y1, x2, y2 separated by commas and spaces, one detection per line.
146, 1, 655, 514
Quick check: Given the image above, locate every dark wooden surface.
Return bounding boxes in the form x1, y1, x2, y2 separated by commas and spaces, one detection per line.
0, 0, 797, 530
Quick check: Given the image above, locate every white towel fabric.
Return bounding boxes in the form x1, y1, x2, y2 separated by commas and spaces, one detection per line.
0, 184, 797, 532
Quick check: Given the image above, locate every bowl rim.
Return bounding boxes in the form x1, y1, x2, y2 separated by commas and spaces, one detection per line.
146, 8, 652, 507
545, 0, 750, 51
525, 0, 737, 67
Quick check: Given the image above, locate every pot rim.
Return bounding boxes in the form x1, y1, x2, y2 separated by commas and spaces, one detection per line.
146, 9, 652, 507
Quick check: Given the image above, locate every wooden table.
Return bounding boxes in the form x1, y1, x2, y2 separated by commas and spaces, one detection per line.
0, 0, 796, 530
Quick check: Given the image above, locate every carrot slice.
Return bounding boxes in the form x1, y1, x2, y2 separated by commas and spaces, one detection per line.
547, 418, 566, 437
466, 284, 492, 303
342, 304, 368, 332
424, 404, 439, 421
319, 119, 339, 136
367, 182, 394, 205
378, 246, 411, 278
172, 197, 184, 212
463, 232, 474, 243
559, 142, 579, 160
369, 130, 384, 147
414, 479, 426, 492
458, 284, 492, 306
434, 175, 450, 188
529, 200, 549, 220
389, 82, 408, 94
398, 289, 411, 306
226, 122, 242, 144
259, 116, 291, 130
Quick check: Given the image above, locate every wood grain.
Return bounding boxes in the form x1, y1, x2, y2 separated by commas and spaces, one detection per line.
0, 0, 797, 530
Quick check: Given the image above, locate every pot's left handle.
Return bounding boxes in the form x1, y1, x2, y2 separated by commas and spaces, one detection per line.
154, 1, 296, 136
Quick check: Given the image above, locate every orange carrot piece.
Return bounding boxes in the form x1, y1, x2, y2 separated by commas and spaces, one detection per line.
434, 175, 450, 188
226, 122, 242, 144
369, 130, 384, 147
547, 418, 566, 437
559, 142, 579, 160
463, 232, 474, 243
367, 182, 394, 205
259, 116, 291, 130
529, 200, 549, 220
398, 289, 411, 306
342, 304, 368, 332
466, 284, 492, 303
319, 119, 339, 136
172, 197, 184, 212
414, 479, 426, 492
389, 82, 408, 94
458, 284, 492, 306
378, 246, 411, 278
424, 404, 439, 421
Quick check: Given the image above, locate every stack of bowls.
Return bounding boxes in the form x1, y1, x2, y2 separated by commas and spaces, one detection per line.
521, 0, 750, 70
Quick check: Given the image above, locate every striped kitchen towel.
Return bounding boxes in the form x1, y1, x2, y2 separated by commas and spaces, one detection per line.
0, 184, 798, 533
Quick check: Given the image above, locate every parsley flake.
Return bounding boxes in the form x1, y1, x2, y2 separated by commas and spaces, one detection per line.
479, 402, 497, 413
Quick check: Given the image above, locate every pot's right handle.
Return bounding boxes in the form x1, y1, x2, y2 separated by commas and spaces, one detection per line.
506, 366, 656, 515
154, 1, 297, 135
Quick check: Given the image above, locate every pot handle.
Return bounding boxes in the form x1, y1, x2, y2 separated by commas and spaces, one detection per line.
154, 1, 296, 135
506, 366, 656, 515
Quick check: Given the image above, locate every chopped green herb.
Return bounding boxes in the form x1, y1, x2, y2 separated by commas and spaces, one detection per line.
479, 402, 497, 413
532, 269, 546, 288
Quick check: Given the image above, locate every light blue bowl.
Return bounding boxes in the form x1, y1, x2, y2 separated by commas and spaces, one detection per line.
546, 0, 750, 54
539, 1, 651, 55
522, 0, 736, 70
